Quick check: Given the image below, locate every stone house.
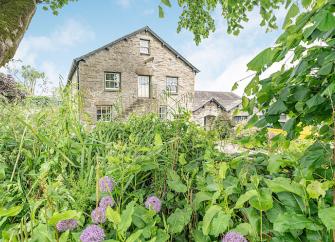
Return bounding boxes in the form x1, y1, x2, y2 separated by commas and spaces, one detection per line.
191, 91, 249, 129
67, 26, 199, 122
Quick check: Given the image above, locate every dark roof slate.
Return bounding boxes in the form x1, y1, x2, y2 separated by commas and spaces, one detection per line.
193, 91, 242, 112
67, 26, 199, 81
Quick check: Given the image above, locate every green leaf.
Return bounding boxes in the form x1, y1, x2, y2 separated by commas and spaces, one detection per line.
202, 205, 221, 235
167, 170, 187, 193
48, 210, 80, 226
273, 212, 313, 233
233, 223, 253, 236
247, 48, 275, 72
210, 211, 230, 236
154, 133, 163, 146
106, 206, 121, 226
307, 181, 324, 199
319, 207, 335, 230
301, 0, 312, 8
268, 100, 287, 115
249, 188, 273, 211
126, 230, 143, 242
319, 62, 333, 75
59, 231, 69, 242
179, 153, 187, 165
242, 96, 249, 109
267, 154, 283, 174
265, 177, 305, 197
0, 206, 22, 217
167, 206, 192, 234
158, 6, 164, 18
306, 94, 325, 108
194, 192, 212, 210
283, 3, 299, 29
232, 82, 239, 91
234, 190, 257, 209
119, 202, 135, 233
314, 10, 335, 32
218, 162, 228, 179
161, 0, 172, 7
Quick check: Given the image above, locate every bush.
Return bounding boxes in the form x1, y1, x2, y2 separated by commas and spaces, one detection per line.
0, 95, 334, 241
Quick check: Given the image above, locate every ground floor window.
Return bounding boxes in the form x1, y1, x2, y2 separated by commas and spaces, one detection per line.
234, 116, 248, 122
159, 105, 167, 119
97, 105, 113, 121
204, 115, 216, 130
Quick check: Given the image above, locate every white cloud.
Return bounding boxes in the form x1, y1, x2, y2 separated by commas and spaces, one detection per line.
184, 7, 286, 96
116, 0, 131, 8
13, 19, 95, 95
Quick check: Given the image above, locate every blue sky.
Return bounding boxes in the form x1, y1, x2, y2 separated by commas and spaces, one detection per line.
13, 0, 285, 95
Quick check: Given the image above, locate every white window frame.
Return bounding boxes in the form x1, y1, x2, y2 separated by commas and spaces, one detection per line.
159, 105, 167, 119
97, 105, 113, 121
105, 72, 120, 91
166, 76, 178, 94
140, 39, 150, 55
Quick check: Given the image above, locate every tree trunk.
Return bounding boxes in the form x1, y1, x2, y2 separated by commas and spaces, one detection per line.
0, 0, 37, 67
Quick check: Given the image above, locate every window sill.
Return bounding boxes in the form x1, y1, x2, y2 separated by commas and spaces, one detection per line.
104, 89, 120, 92
140, 53, 150, 56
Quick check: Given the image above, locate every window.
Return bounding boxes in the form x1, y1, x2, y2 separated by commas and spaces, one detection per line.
234, 116, 248, 122
97, 106, 113, 121
166, 77, 178, 94
105, 72, 120, 91
159, 106, 167, 119
204, 115, 216, 130
140, 39, 150, 55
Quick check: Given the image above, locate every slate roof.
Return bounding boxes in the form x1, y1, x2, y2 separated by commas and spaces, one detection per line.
193, 91, 242, 112
67, 26, 199, 81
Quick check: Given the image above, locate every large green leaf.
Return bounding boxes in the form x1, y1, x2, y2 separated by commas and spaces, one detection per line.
202, 205, 229, 236
249, 188, 273, 211
314, 9, 335, 32
265, 177, 305, 197
273, 212, 313, 233
247, 48, 275, 72
167, 170, 187, 193
283, 3, 299, 29
167, 206, 192, 234
234, 190, 257, 209
318, 207, 335, 230
268, 100, 287, 115
0, 206, 22, 217
119, 202, 135, 233
48, 210, 81, 226
106, 207, 121, 226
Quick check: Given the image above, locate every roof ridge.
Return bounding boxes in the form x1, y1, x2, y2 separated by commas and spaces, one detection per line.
67, 26, 199, 81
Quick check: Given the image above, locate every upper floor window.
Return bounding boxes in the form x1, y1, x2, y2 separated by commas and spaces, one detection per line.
105, 72, 120, 91
97, 105, 113, 121
234, 116, 248, 122
166, 77, 178, 94
140, 39, 150, 55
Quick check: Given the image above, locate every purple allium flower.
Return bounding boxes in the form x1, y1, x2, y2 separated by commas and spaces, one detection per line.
99, 196, 114, 209
80, 224, 105, 242
99, 176, 115, 193
145, 195, 161, 213
222, 231, 248, 242
91, 207, 106, 224
56, 219, 78, 232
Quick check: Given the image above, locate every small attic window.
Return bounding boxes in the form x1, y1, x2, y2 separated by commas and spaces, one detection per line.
140, 39, 150, 55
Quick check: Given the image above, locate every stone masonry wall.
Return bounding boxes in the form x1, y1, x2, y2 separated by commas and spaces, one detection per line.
191, 101, 228, 126
76, 30, 196, 122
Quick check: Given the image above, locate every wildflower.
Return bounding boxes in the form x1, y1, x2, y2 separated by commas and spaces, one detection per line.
99, 196, 115, 209
222, 231, 248, 242
99, 176, 115, 193
145, 195, 161, 213
56, 219, 78, 232
80, 224, 105, 242
91, 207, 106, 224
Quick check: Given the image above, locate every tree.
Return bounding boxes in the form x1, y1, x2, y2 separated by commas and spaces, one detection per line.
20, 65, 47, 95
0, 0, 76, 67
159, 0, 287, 44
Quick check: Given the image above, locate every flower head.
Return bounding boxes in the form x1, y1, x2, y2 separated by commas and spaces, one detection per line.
56, 219, 78, 232
222, 231, 248, 242
99, 176, 115, 193
145, 195, 161, 213
91, 207, 106, 224
99, 196, 114, 209
80, 224, 105, 242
